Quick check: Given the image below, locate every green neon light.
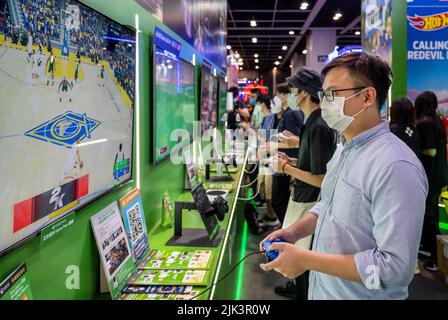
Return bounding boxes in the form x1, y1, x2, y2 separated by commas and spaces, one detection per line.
440, 222, 448, 231
235, 221, 248, 300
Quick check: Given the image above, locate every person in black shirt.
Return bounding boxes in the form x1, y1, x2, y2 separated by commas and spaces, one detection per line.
226, 86, 250, 130
390, 98, 421, 158
270, 68, 337, 300
415, 91, 448, 272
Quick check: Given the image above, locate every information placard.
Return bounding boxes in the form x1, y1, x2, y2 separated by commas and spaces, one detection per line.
119, 188, 149, 263
91, 202, 136, 299
138, 249, 213, 270
128, 269, 210, 286
0, 263, 33, 300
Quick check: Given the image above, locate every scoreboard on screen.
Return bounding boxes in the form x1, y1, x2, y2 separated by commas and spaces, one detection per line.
13, 175, 89, 233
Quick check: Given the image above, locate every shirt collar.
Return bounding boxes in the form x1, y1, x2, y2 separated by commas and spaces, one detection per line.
344, 121, 390, 150
304, 108, 321, 127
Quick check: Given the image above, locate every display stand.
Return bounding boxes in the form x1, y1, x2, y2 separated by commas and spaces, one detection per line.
205, 163, 234, 182
165, 201, 224, 247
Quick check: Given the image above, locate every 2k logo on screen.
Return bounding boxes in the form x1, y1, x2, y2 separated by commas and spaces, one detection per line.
24, 111, 101, 148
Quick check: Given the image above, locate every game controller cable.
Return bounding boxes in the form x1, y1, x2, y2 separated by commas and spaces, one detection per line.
189, 250, 262, 300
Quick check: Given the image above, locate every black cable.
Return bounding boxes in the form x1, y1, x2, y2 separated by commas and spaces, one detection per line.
189, 251, 262, 300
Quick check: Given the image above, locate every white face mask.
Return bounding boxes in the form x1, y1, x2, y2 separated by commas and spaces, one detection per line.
321, 89, 367, 132
271, 96, 282, 114
287, 94, 296, 109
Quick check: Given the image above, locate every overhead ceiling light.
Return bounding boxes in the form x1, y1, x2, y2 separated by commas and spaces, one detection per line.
278, 56, 282, 59
250, 20, 257, 27
289, 30, 295, 35
302, 49, 308, 54
333, 11, 343, 20
274, 61, 280, 65
226, 45, 231, 50
300, 2, 309, 10
355, 31, 361, 36
252, 37, 258, 43
290, 64, 293, 68
254, 53, 259, 58
255, 65, 259, 70
255, 59, 259, 63
282, 45, 288, 51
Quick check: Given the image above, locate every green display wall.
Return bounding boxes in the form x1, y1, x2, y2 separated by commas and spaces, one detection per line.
0, 0, 209, 299
391, 0, 407, 100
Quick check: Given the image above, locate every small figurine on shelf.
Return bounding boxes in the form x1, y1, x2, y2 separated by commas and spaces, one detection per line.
161, 193, 173, 229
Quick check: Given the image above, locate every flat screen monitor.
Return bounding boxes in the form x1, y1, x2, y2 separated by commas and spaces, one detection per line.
218, 77, 227, 127
200, 68, 218, 134
0, 0, 135, 256
153, 46, 195, 163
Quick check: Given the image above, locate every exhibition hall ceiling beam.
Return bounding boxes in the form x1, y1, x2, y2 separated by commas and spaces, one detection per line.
339, 15, 361, 35
280, 0, 327, 68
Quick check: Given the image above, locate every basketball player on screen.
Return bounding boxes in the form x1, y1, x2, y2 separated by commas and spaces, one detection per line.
72, 58, 81, 86
26, 32, 33, 63
47, 51, 56, 86
32, 49, 42, 81
58, 77, 73, 103
98, 64, 105, 87
62, 138, 84, 182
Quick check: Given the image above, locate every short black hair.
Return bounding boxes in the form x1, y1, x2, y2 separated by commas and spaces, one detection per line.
257, 94, 271, 110
251, 88, 262, 96
297, 88, 321, 105
228, 86, 239, 98
321, 52, 393, 109
390, 98, 415, 126
276, 83, 290, 95
415, 91, 438, 120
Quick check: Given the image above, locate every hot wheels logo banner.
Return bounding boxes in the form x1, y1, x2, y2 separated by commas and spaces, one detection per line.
408, 12, 448, 31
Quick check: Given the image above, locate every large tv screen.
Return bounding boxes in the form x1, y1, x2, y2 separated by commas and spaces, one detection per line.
0, 0, 135, 256
153, 46, 195, 163
200, 69, 218, 134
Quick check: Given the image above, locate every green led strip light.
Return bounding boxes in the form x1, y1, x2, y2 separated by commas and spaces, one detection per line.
235, 221, 248, 300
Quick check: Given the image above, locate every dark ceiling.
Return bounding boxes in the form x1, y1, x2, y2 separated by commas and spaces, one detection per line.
227, 0, 361, 72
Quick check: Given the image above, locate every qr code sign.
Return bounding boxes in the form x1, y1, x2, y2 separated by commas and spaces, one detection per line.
128, 202, 144, 241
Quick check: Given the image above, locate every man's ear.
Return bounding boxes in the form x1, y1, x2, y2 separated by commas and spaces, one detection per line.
364, 87, 377, 108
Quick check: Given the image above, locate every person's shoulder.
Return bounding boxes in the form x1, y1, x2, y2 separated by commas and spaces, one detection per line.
417, 116, 436, 127
373, 132, 423, 170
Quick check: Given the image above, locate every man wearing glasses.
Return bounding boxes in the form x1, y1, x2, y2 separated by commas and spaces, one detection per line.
260, 53, 428, 299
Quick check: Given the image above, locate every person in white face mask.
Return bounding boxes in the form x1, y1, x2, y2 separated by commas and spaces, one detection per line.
268, 67, 337, 300
259, 53, 428, 301
259, 84, 304, 231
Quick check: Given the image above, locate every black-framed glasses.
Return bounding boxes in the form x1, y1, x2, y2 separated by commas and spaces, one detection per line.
318, 87, 366, 102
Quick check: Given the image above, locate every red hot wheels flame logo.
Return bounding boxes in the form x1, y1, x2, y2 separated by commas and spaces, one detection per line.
408, 12, 448, 31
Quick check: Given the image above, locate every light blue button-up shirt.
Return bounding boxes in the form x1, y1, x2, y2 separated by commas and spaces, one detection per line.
308, 122, 428, 300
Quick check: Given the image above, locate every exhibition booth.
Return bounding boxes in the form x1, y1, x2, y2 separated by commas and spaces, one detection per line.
0, 0, 447, 301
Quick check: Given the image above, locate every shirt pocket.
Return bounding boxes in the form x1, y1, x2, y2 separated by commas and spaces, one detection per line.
331, 178, 363, 232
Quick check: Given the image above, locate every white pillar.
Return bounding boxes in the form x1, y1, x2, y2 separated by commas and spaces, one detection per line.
306, 29, 337, 73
